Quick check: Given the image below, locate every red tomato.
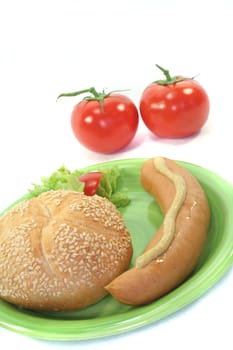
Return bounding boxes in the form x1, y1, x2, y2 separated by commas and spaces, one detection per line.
57, 87, 139, 154
139, 65, 210, 138
72, 94, 138, 153
79, 171, 102, 196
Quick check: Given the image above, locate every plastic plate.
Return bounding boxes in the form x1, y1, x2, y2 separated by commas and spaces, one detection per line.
0, 158, 233, 340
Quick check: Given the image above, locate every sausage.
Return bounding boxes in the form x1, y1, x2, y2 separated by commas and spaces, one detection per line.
105, 157, 210, 305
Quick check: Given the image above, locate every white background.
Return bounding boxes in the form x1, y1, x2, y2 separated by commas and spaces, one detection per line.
0, 0, 232, 349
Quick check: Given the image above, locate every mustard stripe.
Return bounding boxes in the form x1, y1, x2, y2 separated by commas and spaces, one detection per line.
136, 157, 187, 269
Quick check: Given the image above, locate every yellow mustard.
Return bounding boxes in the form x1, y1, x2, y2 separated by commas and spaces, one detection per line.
136, 157, 187, 268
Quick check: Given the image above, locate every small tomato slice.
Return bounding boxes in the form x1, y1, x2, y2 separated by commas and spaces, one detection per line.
79, 171, 102, 196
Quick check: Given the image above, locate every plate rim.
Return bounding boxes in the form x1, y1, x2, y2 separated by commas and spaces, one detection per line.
0, 158, 233, 341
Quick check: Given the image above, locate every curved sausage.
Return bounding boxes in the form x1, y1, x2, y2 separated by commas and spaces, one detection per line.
105, 157, 210, 305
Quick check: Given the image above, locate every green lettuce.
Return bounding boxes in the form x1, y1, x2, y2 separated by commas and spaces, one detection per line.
28, 165, 130, 208
96, 166, 130, 207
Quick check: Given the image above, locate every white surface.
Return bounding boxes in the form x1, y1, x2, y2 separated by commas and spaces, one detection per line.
0, 0, 232, 349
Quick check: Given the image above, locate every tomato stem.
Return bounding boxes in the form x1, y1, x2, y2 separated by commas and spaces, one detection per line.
56, 87, 103, 101
56, 86, 109, 111
156, 64, 173, 82
154, 64, 185, 85
57, 86, 130, 112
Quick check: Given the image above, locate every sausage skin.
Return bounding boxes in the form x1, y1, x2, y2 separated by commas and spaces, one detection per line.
105, 157, 210, 305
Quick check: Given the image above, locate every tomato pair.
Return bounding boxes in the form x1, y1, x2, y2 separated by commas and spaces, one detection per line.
57, 65, 209, 154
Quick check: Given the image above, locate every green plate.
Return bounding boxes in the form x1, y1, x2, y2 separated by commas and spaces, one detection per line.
0, 158, 233, 341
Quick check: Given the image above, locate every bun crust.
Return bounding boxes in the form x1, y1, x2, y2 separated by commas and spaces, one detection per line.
0, 190, 132, 311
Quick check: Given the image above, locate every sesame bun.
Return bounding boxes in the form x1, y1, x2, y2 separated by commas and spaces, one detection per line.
0, 190, 133, 311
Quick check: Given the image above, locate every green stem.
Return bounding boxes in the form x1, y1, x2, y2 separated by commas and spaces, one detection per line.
56, 87, 99, 101
154, 64, 186, 86
88, 87, 99, 98
56, 86, 130, 113
156, 64, 173, 82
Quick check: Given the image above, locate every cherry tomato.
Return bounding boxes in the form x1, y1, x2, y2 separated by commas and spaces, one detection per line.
57, 87, 139, 154
139, 65, 210, 138
79, 171, 102, 196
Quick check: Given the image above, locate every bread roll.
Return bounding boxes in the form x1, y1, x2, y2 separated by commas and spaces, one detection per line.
0, 190, 133, 311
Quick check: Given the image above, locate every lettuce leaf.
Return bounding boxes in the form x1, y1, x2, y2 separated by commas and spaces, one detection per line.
96, 166, 130, 207
28, 165, 130, 208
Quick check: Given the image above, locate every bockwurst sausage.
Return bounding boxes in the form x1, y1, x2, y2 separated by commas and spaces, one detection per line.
105, 157, 210, 305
